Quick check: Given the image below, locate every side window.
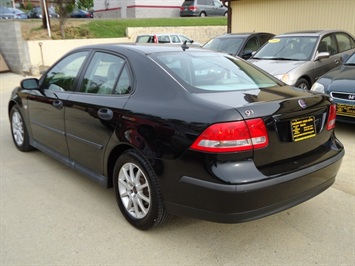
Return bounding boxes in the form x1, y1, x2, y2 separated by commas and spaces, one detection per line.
114, 65, 132, 95
318, 35, 337, 55
179, 35, 192, 43
171, 35, 180, 43
42, 51, 88, 91
259, 34, 273, 46
158, 35, 170, 43
80, 52, 131, 95
335, 33, 353, 52
244, 36, 259, 53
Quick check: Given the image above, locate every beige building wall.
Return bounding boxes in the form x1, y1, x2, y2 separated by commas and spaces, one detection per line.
230, 0, 355, 36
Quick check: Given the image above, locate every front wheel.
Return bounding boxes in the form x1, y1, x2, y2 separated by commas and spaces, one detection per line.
295, 78, 310, 90
113, 150, 170, 230
10, 106, 33, 152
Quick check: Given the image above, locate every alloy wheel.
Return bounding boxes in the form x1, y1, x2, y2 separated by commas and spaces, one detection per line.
118, 162, 151, 219
12, 110, 24, 146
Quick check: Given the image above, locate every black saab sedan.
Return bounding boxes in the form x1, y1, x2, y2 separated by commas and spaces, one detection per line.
311, 52, 355, 124
8, 44, 344, 230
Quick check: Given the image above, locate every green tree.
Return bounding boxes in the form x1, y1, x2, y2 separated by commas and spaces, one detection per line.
54, 0, 75, 38
77, 0, 94, 10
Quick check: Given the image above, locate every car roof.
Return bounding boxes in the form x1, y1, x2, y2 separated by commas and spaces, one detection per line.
137, 34, 187, 37
211, 32, 274, 39
73, 43, 207, 54
274, 30, 349, 37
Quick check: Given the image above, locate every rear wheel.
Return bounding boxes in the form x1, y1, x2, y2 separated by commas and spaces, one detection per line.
200, 12, 206, 17
10, 106, 33, 152
113, 149, 170, 230
295, 78, 310, 90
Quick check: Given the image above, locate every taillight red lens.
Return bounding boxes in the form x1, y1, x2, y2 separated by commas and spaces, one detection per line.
189, 6, 197, 11
190, 118, 268, 153
326, 104, 337, 130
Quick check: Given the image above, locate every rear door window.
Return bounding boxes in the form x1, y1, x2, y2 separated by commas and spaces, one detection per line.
335, 33, 354, 52
157, 35, 171, 43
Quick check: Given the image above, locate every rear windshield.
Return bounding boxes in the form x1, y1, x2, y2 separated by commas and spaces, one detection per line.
150, 51, 281, 92
203, 37, 244, 55
182, 0, 194, 6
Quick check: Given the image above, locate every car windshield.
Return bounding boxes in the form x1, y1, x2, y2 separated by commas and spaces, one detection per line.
253, 36, 318, 61
203, 37, 244, 55
345, 53, 355, 65
150, 51, 280, 92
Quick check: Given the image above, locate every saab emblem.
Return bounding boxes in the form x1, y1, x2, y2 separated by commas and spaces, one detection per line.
298, 99, 307, 109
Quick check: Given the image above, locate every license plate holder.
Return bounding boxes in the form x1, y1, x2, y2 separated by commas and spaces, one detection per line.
291, 116, 316, 142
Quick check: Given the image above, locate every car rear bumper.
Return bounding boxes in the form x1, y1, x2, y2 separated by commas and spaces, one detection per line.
164, 149, 344, 223
180, 11, 199, 17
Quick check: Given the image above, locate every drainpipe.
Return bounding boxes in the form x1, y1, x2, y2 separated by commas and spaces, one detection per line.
222, 0, 232, 33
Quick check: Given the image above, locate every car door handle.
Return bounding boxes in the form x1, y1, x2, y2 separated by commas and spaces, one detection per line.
97, 108, 113, 121
52, 100, 63, 109
334, 59, 340, 64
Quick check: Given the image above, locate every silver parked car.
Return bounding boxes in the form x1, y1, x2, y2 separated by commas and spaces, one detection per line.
135, 34, 201, 46
249, 30, 355, 90
0, 6, 16, 19
180, 0, 228, 17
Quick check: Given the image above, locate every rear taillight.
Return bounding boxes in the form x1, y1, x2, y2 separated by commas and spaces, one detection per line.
153, 35, 158, 43
190, 118, 268, 153
326, 104, 337, 130
189, 6, 197, 11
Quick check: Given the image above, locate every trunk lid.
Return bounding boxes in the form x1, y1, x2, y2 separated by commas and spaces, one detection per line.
194, 85, 334, 173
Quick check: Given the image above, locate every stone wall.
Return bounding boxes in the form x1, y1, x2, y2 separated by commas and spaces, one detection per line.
126, 26, 227, 45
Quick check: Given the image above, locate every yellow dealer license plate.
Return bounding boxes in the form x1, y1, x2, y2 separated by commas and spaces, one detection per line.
337, 104, 355, 118
291, 116, 316, 142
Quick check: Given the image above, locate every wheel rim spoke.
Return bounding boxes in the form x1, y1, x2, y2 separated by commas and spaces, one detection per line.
118, 162, 151, 219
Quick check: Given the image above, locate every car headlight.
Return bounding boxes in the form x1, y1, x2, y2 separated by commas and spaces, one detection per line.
275, 74, 289, 83
310, 82, 325, 93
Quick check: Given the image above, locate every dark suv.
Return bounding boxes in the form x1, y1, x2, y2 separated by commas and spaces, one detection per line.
180, 0, 228, 17
202, 32, 275, 59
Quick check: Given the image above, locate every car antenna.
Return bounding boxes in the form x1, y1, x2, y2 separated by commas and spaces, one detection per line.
181, 41, 189, 51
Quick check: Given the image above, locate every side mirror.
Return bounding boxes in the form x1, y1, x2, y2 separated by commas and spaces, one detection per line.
315, 52, 330, 61
21, 78, 39, 90
241, 50, 253, 59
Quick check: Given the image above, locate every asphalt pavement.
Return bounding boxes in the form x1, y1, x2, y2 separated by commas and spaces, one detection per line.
1, 72, 354, 265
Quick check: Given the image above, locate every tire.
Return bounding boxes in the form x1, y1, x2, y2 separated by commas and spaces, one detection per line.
113, 149, 170, 230
199, 12, 206, 17
10, 106, 33, 152
295, 78, 310, 90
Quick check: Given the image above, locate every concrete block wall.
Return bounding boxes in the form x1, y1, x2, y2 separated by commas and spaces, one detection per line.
94, 9, 122, 19
126, 26, 227, 45
0, 21, 30, 74
126, 7, 180, 19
